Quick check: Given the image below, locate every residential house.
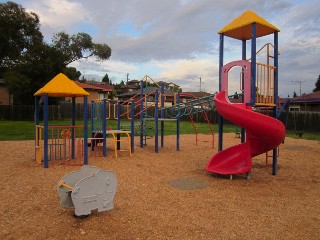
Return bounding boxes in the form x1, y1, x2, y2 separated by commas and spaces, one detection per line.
179, 91, 213, 103
289, 91, 320, 112
118, 87, 177, 106
121, 80, 140, 94
157, 81, 180, 92
71, 81, 113, 103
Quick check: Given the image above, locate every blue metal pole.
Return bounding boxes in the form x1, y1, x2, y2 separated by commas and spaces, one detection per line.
117, 101, 121, 150
71, 97, 76, 159
43, 94, 48, 168
251, 23, 257, 106
241, 40, 246, 143
83, 96, 88, 165
140, 80, 144, 148
177, 92, 180, 151
161, 82, 165, 147
273, 31, 279, 176
103, 99, 107, 157
91, 101, 94, 133
131, 99, 135, 153
218, 33, 224, 151
155, 89, 159, 153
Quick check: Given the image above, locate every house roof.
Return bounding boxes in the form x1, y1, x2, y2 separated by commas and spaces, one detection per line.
180, 92, 213, 98
218, 10, 280, 40
34, 73, 89, 97
94, 83, 113, 91
74, 81, 110, 92
157, 81, 180, 88
118, 87, 175, 97
291, 91, 320, 103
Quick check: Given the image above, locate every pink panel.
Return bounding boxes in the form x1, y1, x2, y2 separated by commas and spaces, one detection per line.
221, 60, 251, 104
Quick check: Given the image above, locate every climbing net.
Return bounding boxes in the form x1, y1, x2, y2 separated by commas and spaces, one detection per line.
162, 94, 216, 119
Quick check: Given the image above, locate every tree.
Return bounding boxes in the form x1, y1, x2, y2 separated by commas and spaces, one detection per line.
5, 43, 66, 104
51, 32, 111, 65
0, 1, 43, 77
63, 67, 81, 80
1, 2, 112, 104
313, 75, 320, 92
293, 91, 297, 97
102, 73, 110, 84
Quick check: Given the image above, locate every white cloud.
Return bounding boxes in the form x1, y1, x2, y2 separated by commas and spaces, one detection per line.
69, 58, 138, 82
153, 57, 219, 92
26, 0, 88, 34
13, 0, 320, 97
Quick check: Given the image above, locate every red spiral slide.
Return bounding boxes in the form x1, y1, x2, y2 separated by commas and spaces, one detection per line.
206, 91, 285, 175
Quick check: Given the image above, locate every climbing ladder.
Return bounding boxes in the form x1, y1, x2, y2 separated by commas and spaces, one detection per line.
189, 112, 214, 149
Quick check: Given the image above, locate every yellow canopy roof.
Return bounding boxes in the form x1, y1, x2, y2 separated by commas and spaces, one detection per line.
218, 10, 280, 40
34, 73, 89, 97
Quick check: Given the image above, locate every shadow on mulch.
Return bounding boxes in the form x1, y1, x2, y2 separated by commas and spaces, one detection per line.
285, 146, 309, 150
167, 177, 209, 190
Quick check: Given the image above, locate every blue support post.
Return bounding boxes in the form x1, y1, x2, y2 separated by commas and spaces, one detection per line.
83, 96, 88, 165
140, 81, 144, 148
155, 89, 159, 153
71, 97, 76, 159
130, 99, 135, 153
161, 82, 165, 147
117, 101, 121, 150
251, 23, 257, 106
241, 39, 246, 143
272, 31, 279, 176
103, 99, 107, 157
91, 101, 94, 134
90, 101, 95, 152
218, 33, 224, 151
43, 94, 48, 168
176, 92, 180, 151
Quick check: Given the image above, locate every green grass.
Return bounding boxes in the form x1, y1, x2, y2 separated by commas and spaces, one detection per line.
285, 130, 320, 141
0, 120, 319, 141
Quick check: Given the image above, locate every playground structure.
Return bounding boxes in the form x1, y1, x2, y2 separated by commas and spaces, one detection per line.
34, 73, 90, 168
57, 165, 117, 217
89, 75, 217, 156
34, 74, 217, 168
206, 10, 286, 179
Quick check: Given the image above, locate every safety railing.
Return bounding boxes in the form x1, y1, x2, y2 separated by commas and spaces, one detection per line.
255, 62, 276, 106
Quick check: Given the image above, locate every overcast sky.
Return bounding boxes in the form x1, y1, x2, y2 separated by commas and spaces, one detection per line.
4, 0, 320, 97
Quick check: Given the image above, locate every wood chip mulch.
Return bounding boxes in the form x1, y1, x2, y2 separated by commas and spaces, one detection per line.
0, 133, 319, 239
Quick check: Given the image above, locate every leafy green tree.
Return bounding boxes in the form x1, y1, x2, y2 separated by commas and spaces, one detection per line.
102, 73, 110, 84
5, 43, 66, 104
1, 2, 112, 104
63, 67, 81, 80
0, 1, 43, 76
51, 32, 111, 65
313, 75, 320, 92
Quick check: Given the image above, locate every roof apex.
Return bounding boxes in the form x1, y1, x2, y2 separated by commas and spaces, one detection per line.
218, 10, 280, 40
34, 73, 89, 97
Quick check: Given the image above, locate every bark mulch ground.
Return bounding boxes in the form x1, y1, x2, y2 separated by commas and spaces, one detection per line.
0, 133, 319, 239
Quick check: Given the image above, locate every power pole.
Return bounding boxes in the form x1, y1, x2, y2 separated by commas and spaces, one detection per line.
292, 80, 302, 96
291, 80, 309, 96
199, 77, 202, 92
126, 73, 129, 83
